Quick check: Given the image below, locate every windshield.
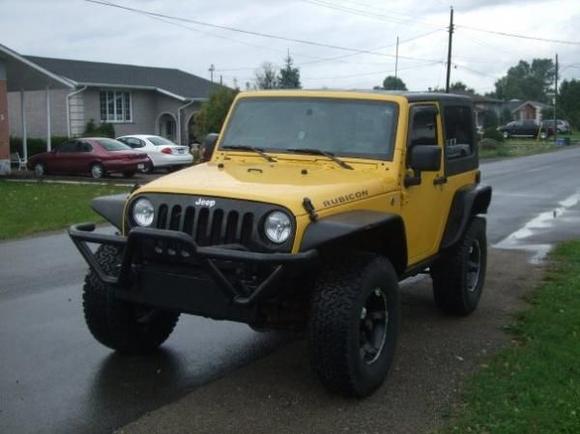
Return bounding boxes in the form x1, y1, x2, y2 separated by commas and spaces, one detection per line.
148, 136, 177, 146
220, 98, 398, 160
97, 138, 132, 151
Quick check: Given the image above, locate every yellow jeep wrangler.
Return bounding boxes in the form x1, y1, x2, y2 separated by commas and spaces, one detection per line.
70, 90, 491, 397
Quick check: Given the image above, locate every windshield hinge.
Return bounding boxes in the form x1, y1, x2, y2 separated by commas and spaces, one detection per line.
302, 197, 319, 222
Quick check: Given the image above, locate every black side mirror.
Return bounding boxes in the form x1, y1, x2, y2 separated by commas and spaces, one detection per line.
202, 133, 219, 162
405, 145, 442, 187
409, 145, 441, 172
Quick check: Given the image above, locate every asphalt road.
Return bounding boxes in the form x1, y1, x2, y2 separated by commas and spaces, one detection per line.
1, 147, 580, 434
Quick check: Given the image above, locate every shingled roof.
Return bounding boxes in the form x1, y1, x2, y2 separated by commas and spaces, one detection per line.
25, 56, 224, 100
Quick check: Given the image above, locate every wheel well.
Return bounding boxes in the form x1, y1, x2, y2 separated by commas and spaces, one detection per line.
315, 218, 408, 277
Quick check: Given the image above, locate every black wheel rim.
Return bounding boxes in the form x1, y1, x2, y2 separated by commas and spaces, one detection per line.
466, 240, 482, 292
359, 287, 388, 364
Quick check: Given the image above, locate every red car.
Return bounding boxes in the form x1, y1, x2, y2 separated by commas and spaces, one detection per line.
27, 137, 151, 179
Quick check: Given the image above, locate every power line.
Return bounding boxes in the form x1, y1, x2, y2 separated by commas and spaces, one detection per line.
301, 0, 580, 46
85, 0, 444, 63
85, 0, 441, 64
456, 24, 580, 46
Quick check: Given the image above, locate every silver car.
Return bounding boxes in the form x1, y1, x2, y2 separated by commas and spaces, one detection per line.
117, 135, 193, 172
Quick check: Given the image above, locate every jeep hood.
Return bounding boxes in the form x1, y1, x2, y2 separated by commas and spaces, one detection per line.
137, 161, 397, 216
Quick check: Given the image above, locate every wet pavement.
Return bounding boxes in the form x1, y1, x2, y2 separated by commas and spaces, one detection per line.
1, 147, 580, 433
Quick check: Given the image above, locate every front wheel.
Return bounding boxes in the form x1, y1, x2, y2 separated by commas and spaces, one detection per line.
309, 254, 400, 397
431, 217, 487, 316
502, 131, 509, 139
83, 245, 180, 354
123, 171, 135, 178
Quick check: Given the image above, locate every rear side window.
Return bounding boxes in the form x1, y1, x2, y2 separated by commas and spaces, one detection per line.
443, 106, 474, 160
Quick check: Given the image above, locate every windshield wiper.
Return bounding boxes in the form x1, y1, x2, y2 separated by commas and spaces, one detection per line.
285, 148, 353, 170
221, 145, 277, 163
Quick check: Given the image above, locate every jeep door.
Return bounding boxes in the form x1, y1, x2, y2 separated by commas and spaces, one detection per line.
401, 103, 451, 264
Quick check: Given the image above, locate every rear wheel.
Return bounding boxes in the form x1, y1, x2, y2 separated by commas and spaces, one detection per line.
90, 163, 105, 179
309, 254, 400, 397
34, 162, 46, 177
123, 171, 135, 178
83, 245, 180, 354
502, 131, 509, 139
431, 217, 487, 316
539, 131, 548, 140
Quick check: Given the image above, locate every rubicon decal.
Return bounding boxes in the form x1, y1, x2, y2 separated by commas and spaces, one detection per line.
322, 190, 369, 208
194, 198, 216, 208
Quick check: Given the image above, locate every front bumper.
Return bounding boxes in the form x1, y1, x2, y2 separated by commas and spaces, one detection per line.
68, 223, 317, 320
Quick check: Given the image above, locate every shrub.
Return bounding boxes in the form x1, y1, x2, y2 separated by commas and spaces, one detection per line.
483, 127, 504, 142
84, 119, 115, 138
10, 136, 69, 157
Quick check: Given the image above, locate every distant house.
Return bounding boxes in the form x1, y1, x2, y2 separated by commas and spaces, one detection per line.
509, 100, 550, 124
471, 95, 504, 129
7, 53, 224, 147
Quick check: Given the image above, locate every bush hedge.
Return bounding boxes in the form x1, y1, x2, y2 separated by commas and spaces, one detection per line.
10, 136, 70, 157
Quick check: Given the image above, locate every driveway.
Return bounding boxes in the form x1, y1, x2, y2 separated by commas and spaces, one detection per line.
1, 147, 580, 433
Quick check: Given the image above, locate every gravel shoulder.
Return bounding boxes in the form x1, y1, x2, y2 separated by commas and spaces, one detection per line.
117, 248, 543, 434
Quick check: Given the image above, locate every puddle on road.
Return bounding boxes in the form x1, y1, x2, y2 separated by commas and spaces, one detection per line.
494, 192, 580, 264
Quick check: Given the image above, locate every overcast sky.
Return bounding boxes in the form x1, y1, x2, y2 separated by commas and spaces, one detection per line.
1, 0, 579, 93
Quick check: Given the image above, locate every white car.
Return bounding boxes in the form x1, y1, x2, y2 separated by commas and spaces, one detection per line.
116, 135, 193, 172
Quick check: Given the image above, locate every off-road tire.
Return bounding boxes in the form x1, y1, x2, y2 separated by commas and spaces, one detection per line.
431, 217, 487, 316
309, 254, 400, 397
83, 245, 180, 354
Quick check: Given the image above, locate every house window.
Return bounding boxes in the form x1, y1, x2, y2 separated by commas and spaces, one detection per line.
99, 91, 131, 122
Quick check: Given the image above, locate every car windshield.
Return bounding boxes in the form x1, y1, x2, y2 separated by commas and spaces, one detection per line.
98, 138, 132, 151
148, 136, 177, 146
220, 98, 398, 160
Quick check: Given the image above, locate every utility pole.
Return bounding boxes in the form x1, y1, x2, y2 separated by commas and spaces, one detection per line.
553, 53, 559, 142
445, 6, 454, 93
209, 64, 215, 83
394, 36, 399, 79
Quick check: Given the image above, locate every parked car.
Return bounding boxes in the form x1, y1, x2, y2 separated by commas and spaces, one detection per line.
542, 119, 571, 134
498, 120, 554, 139
27, 137, 150, 179
116, 135, 193, 172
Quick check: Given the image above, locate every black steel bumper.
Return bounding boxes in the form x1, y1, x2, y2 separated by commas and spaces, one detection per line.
68, 223, 317, 318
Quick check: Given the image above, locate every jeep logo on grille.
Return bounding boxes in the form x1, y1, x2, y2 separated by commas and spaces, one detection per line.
194, 198, 216, 208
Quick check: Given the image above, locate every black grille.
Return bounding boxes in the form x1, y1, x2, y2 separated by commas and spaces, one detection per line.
155, 204, 254, 247
128, 193, 294, 252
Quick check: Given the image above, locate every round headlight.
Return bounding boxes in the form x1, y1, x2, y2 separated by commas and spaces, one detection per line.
132, 197, 155, 227
264, 211, 292, 244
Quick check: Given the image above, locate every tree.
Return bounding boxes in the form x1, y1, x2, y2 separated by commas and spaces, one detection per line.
278, 54, 301, 89
255, 62, 278, 89
558, 79, 580, 128
494, 59, 555, 103
449, 81, 477, 95
193, 87, 239, 139
382, 75, 407, 91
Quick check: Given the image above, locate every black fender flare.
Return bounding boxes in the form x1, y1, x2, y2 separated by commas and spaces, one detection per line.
440, 184, 492, 250
300, 210, 408, 275
91, 194, 128, 230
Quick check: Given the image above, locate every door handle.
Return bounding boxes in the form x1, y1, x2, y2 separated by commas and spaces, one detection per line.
433, 175, 447, 185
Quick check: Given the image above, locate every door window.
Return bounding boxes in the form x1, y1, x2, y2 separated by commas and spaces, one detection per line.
409, 106, 438, 148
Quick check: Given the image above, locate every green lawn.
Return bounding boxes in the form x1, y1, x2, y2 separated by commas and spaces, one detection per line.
445, 242, 580, 433
0, 180, 128, 240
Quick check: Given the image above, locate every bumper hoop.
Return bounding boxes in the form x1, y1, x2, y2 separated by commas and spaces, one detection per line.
68, 223, 317, 306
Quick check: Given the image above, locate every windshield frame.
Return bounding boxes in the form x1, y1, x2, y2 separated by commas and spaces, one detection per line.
219, 97, 399, 161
